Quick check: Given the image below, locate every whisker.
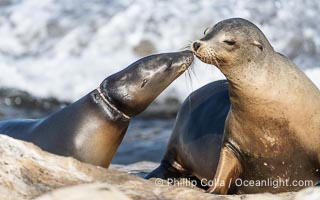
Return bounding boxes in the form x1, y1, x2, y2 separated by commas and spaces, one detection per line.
179, 40, 194, 51
184, 60, 198, 118
190, 64, 196, 77
187, 68, 193, 90
190, 62, 200, 83
184, 72, 188, 88
186, 69, 193, 118
180, 45, 191, 51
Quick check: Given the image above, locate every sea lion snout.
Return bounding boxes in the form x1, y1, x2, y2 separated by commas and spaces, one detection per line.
152, 50, 193, 70
169, 50, 194, 73
175, 50, 194, 65
185, 51, 195, 65
191, 40, 218, 66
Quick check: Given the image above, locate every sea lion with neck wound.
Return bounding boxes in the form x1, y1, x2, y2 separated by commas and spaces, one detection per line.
0, 50, 194, 168
191, 18, 320, 194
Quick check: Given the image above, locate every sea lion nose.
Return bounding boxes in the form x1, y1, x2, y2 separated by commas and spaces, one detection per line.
192, 42, 201, 51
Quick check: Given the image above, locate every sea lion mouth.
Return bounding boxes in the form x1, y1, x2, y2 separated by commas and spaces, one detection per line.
192, 47, 219, 66
175, 54, 194, 75
176, 63, 189, 75
185, 55, 194, 66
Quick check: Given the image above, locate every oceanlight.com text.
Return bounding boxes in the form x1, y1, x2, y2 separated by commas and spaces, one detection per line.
154, 178, 314, 189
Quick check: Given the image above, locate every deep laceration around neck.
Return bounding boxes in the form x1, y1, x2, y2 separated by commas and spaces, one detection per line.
90, 80, 131, 121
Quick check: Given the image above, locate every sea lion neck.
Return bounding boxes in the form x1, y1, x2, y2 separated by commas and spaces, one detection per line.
225, 51, 278, 112
98, 78, 136, 118
99, 76, 153, 118
96, 86, 131, 120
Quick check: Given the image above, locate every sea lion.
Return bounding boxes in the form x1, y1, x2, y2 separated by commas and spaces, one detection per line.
0, 50, 194, 168
146, 80, 230, 183
190, 18, 320, 194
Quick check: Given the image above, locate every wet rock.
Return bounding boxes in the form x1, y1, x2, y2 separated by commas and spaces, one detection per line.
133, 39, 157, 57
0, 0, 15, 6
138, 97, 181, 119
0, 88, 68, 119
293, 187, 320, 200
0, 134, 320, 200
35, 183, 132, 200
110, 161, 159, 178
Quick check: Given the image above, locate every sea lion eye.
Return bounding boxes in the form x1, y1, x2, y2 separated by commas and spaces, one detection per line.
141, 79, 148, 88
164, 59, 173, 70
223, 40, 236, 45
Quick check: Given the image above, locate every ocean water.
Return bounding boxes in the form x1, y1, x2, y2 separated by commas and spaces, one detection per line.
0, 0, 319, 164
0, 0, 319, 103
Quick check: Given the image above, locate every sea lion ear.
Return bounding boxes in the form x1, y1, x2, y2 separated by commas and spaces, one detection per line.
251, 40, 263, 51
203, 27, 210, 35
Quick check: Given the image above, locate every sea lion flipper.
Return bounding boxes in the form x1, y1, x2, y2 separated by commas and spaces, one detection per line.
207, 145, 242, 194
146, 161, 183, 179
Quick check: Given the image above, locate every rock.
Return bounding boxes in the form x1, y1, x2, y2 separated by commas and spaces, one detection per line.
110, 161, 159, 178
0, 134, 152, 200
0, 0, 13, 6
0, 88, 68, 120
0, 134, 320, 200
293, 187, 320, 200
138, 98, 180, 119
35, 183, 132, 200
133, 39, 157, 57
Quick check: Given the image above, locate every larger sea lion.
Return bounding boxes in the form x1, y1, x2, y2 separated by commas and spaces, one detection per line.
191, 18, 320, 194
0, 51, 194, 168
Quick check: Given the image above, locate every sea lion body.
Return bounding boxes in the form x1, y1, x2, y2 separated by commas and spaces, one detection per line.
190, 18, 320, 194
146, 80, 230, 182
0, 51, 194, 167
0, 95, 129, 167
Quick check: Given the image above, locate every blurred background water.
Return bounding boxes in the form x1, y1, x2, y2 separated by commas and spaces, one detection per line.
0, 0, 319, 164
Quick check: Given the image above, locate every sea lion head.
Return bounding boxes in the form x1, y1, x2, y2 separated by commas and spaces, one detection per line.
101, 50, 194, 117
191, 18, 273, 70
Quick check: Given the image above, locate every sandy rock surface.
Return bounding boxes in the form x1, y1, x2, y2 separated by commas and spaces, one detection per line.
0, 135, 319, 200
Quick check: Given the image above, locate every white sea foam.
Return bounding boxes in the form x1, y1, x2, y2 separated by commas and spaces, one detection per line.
305, 68, 320, 88
0, 0, 319, 102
